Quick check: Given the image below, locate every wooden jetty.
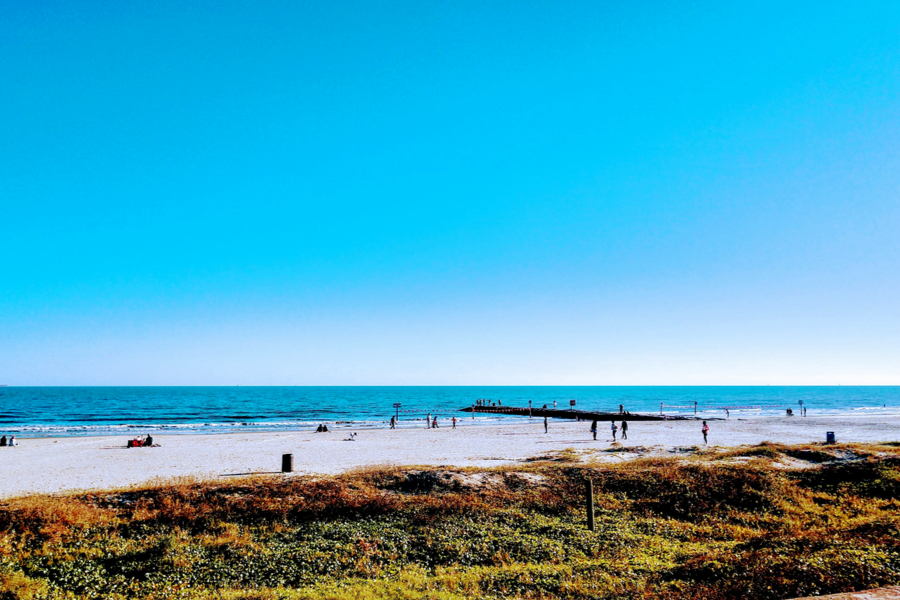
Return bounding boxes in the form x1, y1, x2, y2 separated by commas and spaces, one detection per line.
459, 405, 697, 421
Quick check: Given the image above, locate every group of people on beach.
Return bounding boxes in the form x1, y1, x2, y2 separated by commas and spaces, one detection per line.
589, 420, 629, 441
127, 435, 153, 448
315, 424, 330, 432
0, 435, 18, 447
424, 414, 457, 429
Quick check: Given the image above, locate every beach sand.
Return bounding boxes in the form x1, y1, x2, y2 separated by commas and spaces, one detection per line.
1, 413, 898, 498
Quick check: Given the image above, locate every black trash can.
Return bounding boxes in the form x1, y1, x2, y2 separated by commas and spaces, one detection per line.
282, 453, 293, 473
826, 432, 835, 444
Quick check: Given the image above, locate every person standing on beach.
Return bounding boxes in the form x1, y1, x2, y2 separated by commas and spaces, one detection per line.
590, 420, 598, 440
426, 413, 431, 428
702, 420, 709, 444
452, 416, 456, 428
611, 421, 618, 441
390, 416, 396, 429
621, 421, 628, 440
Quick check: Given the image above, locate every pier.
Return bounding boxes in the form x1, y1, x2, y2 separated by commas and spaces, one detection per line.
459, 405, 697, 421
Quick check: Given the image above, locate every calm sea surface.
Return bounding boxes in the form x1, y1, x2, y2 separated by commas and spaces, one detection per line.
0, 386, 898, 437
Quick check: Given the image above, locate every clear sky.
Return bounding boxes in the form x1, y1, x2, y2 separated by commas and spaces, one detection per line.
2, 1, 899, 385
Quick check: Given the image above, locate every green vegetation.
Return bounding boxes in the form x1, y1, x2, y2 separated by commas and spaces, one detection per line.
2, 443, 900, 599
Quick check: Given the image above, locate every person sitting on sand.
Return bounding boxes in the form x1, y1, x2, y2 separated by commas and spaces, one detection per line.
144, 435, 153, 447
0, 435, 6, 447
322, 425, 329, 432
8, 436, 16, 447
316, 424, 323, 432
432, 416, 439, 428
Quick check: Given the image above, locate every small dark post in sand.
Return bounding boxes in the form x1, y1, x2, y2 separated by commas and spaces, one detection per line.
282, 453, 293, 473
585, 479, 595, 531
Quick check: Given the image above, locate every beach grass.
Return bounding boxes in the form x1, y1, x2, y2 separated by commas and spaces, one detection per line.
1, 443, 899, 599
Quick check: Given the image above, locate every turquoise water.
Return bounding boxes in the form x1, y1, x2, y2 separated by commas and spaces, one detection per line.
0, 386, 897, 437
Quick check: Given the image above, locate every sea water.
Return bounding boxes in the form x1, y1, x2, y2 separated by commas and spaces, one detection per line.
0, 386, 898, 438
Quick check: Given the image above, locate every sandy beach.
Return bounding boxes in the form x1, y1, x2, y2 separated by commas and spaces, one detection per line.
1, 413, 898, 498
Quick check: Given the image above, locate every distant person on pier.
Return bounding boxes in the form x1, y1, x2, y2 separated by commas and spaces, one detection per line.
590, 420, 597, 440
621, 421, 628, 440
619, 404, 624, 414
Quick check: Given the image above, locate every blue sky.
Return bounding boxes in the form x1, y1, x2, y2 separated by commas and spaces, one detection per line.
2, 1, 899, 385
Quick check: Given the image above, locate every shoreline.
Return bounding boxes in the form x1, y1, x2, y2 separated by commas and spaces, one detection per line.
4, 407, 900, 439
1, 414, 899, 498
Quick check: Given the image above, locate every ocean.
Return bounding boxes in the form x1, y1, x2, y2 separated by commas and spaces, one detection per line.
0, 386, 897, 438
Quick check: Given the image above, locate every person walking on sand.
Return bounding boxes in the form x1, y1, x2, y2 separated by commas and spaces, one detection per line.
702, 420, 709, 444
611, 421, 618, 441
390, 416, 396, 429
621, 421, 628, 440
590, 420, 598, 440
544, 416, 548, 434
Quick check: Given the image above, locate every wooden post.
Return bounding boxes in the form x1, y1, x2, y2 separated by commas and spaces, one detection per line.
585, 479, 595, 531
282, 453, 293, 473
